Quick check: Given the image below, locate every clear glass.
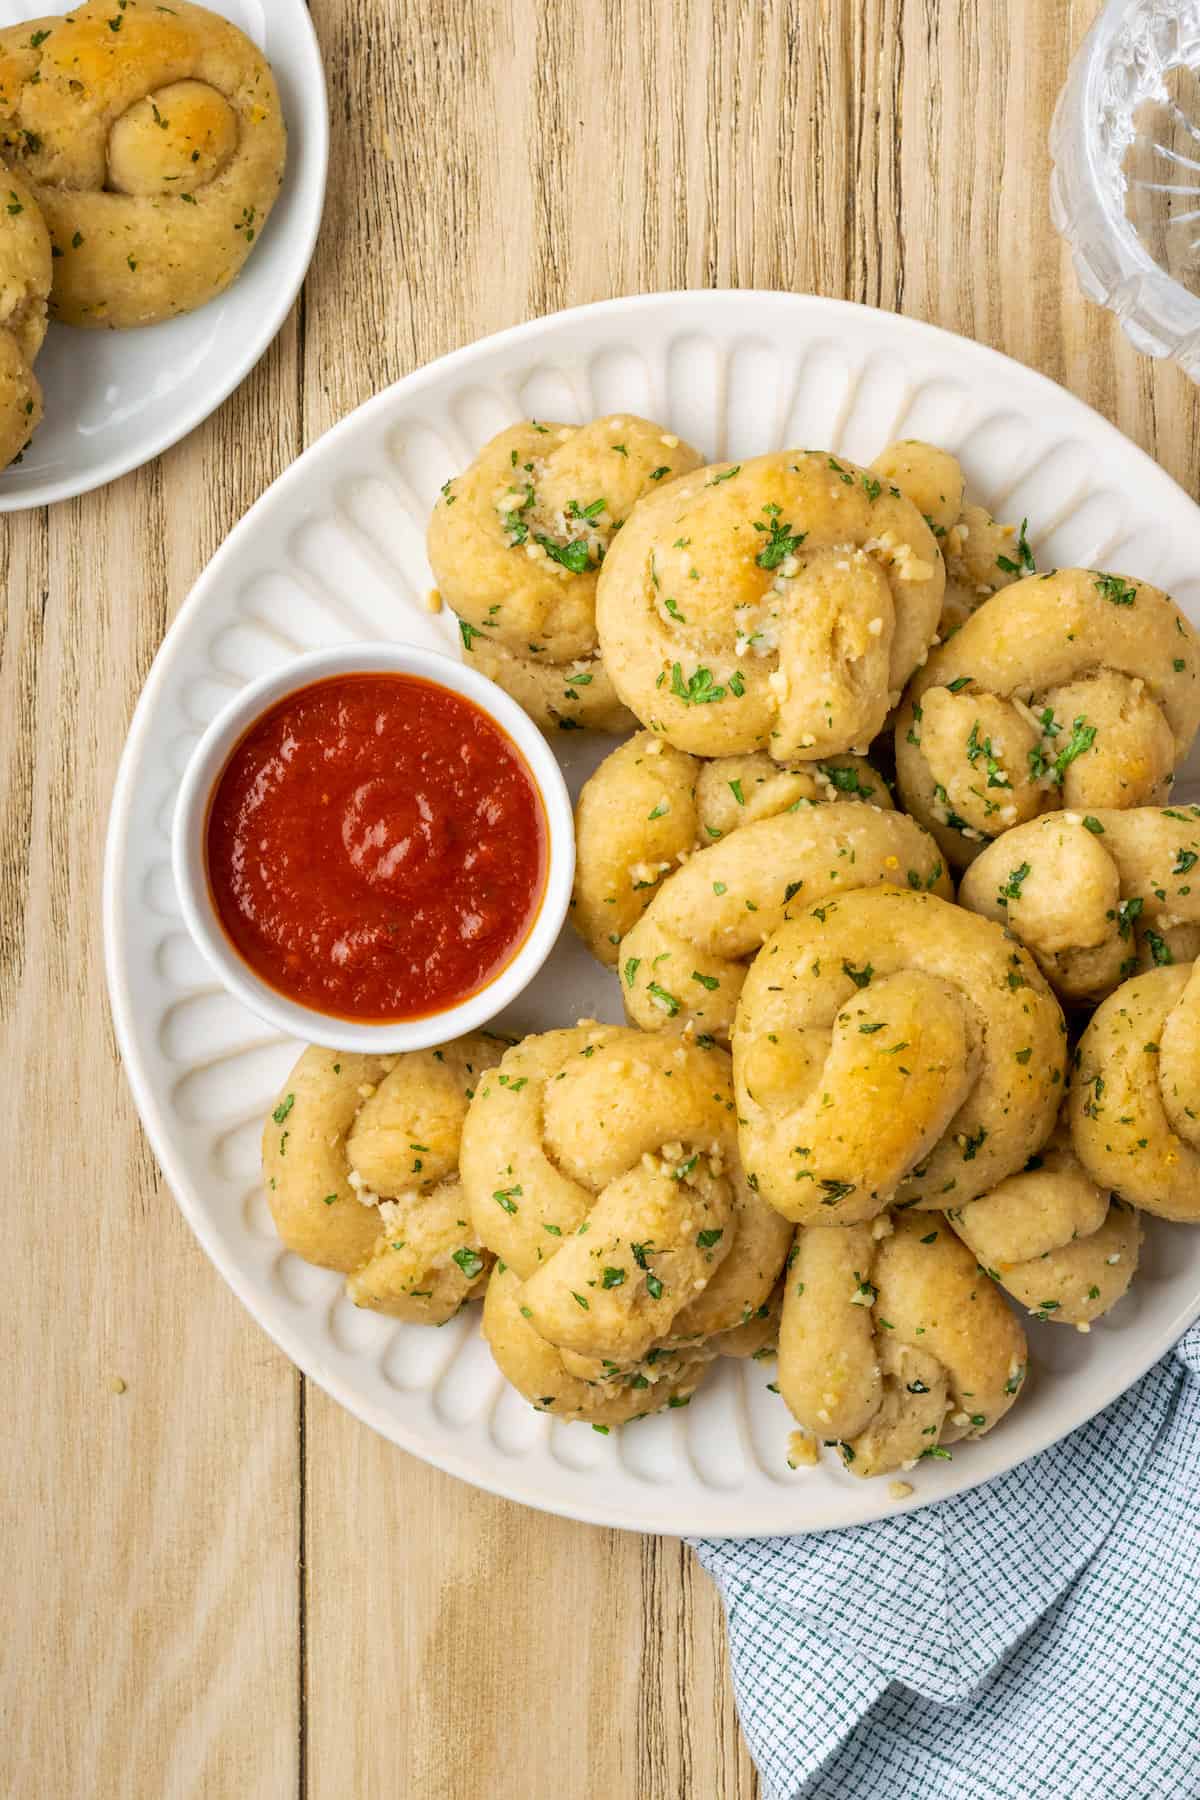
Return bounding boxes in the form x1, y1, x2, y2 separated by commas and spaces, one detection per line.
1051, 0, 1200, 377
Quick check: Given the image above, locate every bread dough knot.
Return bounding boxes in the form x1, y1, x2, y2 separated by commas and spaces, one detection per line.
959, 804, 1200, 1002
895, 568, 1200, 867
0, 0, 287, 328
594, 448, 944, 760
732, 887, 1067, 1223
262, 1036, 507, 1324
1071, 960, 1200, 1222
428, 415, 704, 733
616, 804, 951, 1043
459, 1023, 792, 1424
570, 731, 896, 966
948, 1121, 1141, 1324
778, 1212, 1029, 1478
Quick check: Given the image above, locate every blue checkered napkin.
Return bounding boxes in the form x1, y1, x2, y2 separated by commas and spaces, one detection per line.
693, 1324, 1200, 1800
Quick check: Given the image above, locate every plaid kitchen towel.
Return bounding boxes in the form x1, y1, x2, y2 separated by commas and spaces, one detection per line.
693, 1323, 1200, 1800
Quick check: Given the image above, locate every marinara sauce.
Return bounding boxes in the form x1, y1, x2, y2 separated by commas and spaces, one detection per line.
205, 673, 548, 1021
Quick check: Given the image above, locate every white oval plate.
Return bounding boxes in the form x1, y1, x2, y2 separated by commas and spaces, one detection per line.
0, 0, 327, 512
104, 292, 1200, 1536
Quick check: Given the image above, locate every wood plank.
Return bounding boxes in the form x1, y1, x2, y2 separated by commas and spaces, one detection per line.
0, 324, 304, 1798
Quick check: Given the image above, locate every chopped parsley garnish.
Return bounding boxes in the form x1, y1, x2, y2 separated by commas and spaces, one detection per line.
819, 1179, 856, 1204
965, 722, 1010, 789
1117, 896, 1144, 937
753, 503, 807, 570
1146, 929, 1174, 965
960, 1126, 987, 1161
534, 534, 591, 573
997, 861, 1031, 907
1094, 572, 1137, 607
932, 783, 973, 833
670, 663, 726, 705
1036, 714, 1097, 785
818, 763, 873, 798
996, 518, 1035, 576
452, 1247, 484, 1280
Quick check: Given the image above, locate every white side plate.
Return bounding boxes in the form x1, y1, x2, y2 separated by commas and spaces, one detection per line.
104, 292, 1200, 1536
0, 0, 328, 511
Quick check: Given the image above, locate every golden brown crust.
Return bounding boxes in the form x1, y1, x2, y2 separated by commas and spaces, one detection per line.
948, 1123, 1141, 1325
733, 887, 1067, 1223
261, 1035, 508, 1324
870, 439, 1027, 635
458, 1022, 791, 1423
482, 1264, 714, 1425
428, 415, 702, 731
1070, 962, 1200, 1222
958, 805, 1200, 1003
778, 1212, 1028, 1478
595, 449, 944, 760
895, 569, 1200, 868
0, 161, 49, 470
570, 729, 893, 966
618, 805, 950, 1042
0, 1, 287, 329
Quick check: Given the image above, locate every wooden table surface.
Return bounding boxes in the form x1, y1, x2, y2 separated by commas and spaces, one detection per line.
5, 1, 1195, 1795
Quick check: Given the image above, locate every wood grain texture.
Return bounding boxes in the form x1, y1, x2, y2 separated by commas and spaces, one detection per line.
3, 0, 1193, 1796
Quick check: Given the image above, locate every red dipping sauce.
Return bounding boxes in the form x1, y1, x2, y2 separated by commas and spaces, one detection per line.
205, 673, 548, 1022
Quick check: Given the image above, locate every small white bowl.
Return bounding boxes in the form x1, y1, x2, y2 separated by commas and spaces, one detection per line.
171, 642, 575, 1053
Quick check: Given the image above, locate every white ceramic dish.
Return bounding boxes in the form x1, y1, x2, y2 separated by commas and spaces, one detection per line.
0, 0, 327, 512
104, 291, 1200, 1537
171, 641, 574, 1053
